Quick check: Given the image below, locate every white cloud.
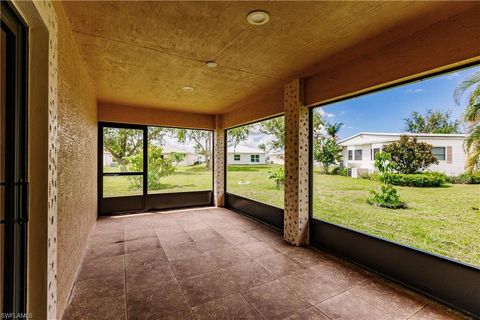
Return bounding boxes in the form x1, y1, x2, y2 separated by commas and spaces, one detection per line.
445, 72, 460, 80
405, 88, 424, 94
317, 109, 335, 118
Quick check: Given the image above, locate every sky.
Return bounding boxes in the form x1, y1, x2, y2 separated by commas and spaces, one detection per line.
320, 64, 480, 140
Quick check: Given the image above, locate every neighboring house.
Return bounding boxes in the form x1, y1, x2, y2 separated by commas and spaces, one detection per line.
268, 152, 285, 165
161, 145, 205, 166
228, 146, 266, 165
103, 151, 113, 166
338, 132, 468, 176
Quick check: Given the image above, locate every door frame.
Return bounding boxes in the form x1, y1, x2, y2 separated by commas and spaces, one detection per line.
1, 0, 29, 314
98, 122, 214, 215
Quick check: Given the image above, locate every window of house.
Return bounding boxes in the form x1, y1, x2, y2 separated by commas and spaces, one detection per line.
311, 64, 480, 267
432, 147, 446, 161
226, 115, 285, 208
354, 149, 363, 161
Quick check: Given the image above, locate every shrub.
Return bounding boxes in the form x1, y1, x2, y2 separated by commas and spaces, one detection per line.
368, 184, 407, 209
374, 152, 394, 174
383, 136, 438, 174
269, 168, 285, 189
330, 166, 348, 176
127, 145, 175, 190
380, 172, 446, 187
447, 172, 480, 184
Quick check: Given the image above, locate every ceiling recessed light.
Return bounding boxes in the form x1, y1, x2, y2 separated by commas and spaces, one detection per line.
182, 86, 194, 92
206, 61, 218, 68
247, 10, 270, 25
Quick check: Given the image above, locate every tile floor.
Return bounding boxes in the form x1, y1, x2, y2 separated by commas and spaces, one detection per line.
63, 207, 468, 320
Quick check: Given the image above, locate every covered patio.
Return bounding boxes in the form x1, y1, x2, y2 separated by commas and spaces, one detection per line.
1, 1, 479, 319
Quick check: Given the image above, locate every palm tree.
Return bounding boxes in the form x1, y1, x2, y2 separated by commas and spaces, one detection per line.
454, 71, 480, 172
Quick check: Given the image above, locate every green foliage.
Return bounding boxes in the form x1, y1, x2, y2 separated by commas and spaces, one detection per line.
228, 126, 251, 151
330, 166, 348, 176
380, 172, 446, 187
369, 150, 406, 209
383, 136, 438, 174
313, 121, 344, 173
446, 172, 480, 184
259, 117, 285, 151
403, 109, 461, 134
374, 152, 395, 174
314, 138, 343, 173
269, 167, 285, 189
454, 71, 480, 173
126, 145, 175, 190
103, 127, 164, 172
367, 184, 407, 209
170, 152, 186, 167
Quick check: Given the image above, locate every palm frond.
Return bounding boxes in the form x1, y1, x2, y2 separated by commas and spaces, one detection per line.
466, 148, 480, 173
465, 125, 480, 150
454, 71, 480, 105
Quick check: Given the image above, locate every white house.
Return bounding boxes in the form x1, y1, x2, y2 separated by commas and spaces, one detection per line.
268, 152, 285, 165
338, 132, 468, 176
103, 151, 113, 166
227, 146, 266, 165
161, 145, 205, 166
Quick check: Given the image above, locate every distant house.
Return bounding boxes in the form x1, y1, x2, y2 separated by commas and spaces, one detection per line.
338, 132, 468, 176
103, 151, 113, 166
161, 146, 205, 166
268, 152, 285, 165
227, 146, 266, 165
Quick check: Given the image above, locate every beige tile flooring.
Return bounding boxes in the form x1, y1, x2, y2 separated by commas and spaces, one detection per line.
63, 207, 467, 320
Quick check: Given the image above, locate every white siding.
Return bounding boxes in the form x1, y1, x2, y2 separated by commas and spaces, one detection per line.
417, 138, 466, 176
341, 136, 467, 176
227, 153, 266, 165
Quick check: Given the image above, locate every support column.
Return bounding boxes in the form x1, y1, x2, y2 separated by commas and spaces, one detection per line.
213, 115, 225, 207
284, 79, 309, 246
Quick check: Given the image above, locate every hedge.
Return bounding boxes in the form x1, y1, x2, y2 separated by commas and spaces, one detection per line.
446, 172, 480, 184
380, 172, 446, 187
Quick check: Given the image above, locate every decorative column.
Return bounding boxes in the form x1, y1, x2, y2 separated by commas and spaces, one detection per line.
284, 79, 309, 246
213, 115, 225, 207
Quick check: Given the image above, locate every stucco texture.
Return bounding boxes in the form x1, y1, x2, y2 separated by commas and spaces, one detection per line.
51, 1, 97, 317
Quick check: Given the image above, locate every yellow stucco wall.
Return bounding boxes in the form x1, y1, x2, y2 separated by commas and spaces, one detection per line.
51, 2, 97, 317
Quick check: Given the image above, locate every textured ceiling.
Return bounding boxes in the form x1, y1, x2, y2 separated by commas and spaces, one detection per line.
62, 1, 475, 114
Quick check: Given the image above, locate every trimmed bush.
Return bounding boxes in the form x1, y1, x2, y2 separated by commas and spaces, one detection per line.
446, 172, 480, 184
380, 172, 446, 187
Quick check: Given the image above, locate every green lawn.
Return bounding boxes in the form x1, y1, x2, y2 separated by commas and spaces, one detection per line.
103, 163, 480, 266
312, 172, 480, 267
227, 164, 284, 208
103, 165, 212, 197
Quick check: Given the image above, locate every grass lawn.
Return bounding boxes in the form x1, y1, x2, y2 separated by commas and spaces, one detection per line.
103, 165, 212, 197
312, 172, 480, 267
227, 164, 284, 208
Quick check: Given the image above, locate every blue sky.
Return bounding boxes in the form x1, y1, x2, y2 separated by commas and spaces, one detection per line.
320, 64, 480, 140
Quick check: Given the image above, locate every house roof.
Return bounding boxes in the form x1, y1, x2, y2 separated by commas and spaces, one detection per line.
162, 145, 196, 154
227, 145, 265, 154
339, 132, 467, 146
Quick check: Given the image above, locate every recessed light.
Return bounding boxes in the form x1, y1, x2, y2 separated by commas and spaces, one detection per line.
247, 10, 270, 25
206, 61, 218, 68
182, 86, 194, 92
